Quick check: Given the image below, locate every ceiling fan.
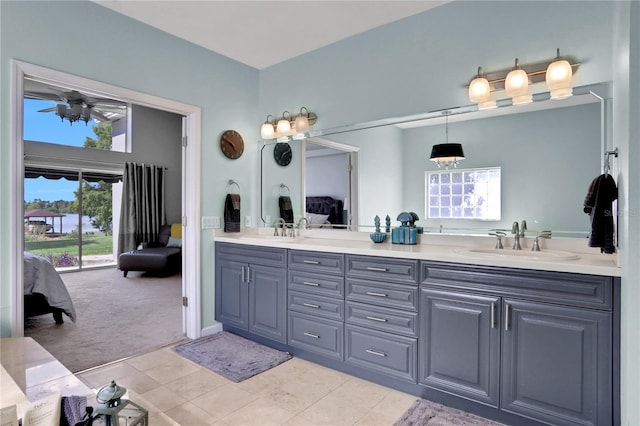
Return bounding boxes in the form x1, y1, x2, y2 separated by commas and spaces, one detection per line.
24, 83, 127, 125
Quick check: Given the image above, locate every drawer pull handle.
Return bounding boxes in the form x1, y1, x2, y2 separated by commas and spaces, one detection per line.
303, 332, 320, 339
490, 303, 496, 329
366, 292, 388, 297
303, 260, 320, 265
366, 316, 388, 323
302, 281, 320, 287
366, 267, 388, 272
303, 303, 320, 309
366, 349, 387, 357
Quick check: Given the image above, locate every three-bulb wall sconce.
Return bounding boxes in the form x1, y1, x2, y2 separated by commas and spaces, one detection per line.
260, 107, 318, 141
468, 49, 577, 109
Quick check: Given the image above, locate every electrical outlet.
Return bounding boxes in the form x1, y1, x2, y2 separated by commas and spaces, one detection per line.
245, 215, 252, 227
213, 216, 221, 229
265, 216, 272, 226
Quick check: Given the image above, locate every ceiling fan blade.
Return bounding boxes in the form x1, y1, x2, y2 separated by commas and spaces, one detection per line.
37, 107, 57, 113
90, 110, 111, 123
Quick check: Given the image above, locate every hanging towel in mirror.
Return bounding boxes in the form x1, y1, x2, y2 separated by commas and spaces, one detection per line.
279, 196, 294, 224
583, 173, 617, 254
224, 193, 241, 232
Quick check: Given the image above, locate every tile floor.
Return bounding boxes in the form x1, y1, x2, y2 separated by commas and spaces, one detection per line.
77, 345, 417, 425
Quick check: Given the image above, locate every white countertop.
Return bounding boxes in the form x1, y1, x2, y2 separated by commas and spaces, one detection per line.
214, 229, 621, 277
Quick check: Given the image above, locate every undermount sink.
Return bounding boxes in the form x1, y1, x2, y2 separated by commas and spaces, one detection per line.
456, 248, 580, 261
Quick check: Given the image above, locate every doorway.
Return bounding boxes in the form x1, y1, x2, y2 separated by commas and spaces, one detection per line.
10, 60, 202, 339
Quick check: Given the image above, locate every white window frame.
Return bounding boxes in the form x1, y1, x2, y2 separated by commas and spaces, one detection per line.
425, 167, 501, 221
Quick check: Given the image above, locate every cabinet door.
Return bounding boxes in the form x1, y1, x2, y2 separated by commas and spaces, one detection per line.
215, 259, 248, 330
249, 264, 287, 343
419, 288, 500, 407
501, 299, 612, 426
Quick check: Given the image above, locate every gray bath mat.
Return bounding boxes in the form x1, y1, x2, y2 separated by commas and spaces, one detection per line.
173, 332, 292, 382
394, 398, 504, 426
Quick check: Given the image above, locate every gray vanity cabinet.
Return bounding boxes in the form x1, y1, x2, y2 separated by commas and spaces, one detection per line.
419, 288, 501, 407
420, 261, 614, 426
215, 243, 287, 343
501, 298, 612, 426
345, 255, 419, 382
287, 250, 345, 360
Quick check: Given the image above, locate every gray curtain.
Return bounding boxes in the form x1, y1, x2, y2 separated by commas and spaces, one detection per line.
117, 162, 166, 254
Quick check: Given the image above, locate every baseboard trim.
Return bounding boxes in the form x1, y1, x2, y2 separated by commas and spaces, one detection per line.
200, 323, 223, 337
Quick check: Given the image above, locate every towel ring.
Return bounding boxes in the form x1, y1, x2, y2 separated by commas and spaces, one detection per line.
227, 179, 241, 194
279, 183, 291, 197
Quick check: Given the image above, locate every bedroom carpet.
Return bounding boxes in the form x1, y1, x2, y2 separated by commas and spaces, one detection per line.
174, 332, 292, 382
24, 267, 184, 373
393, 398, 505, 426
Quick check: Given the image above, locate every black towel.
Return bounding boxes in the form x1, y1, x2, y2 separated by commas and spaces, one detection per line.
60, 395, 87, 426
583, 173, 617, 254
224, 193, 241, 233
279, 196, 294, 224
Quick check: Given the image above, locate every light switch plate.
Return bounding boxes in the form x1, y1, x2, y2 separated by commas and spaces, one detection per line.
213, 216, 220, 228
245, 215, 252, 227
265, 216, 272, 226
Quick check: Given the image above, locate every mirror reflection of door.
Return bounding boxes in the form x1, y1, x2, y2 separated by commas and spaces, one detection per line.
304, 139, 358, 229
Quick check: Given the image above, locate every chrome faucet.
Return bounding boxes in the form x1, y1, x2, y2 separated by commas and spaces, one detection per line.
519, 220, 527, 237
511, 221, 522, 250
532, 230, 552, 251
489, 230, 506, 249
296, 217, 310, 237
274, 218, 286, 236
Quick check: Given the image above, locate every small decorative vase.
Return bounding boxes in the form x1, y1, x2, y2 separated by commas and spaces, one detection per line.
370, 231, 387, 243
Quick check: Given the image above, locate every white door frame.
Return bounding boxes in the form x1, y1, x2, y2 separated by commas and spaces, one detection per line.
10, 60, 202, 339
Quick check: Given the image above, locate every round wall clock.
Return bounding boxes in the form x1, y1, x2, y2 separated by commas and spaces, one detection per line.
273, 142, 292, 166
220, 130, 244, 159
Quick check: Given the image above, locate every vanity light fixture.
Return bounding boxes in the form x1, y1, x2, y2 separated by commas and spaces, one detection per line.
505, 58, 533, 105
260, 115, 276, 139
429, 111, 465, 169
260, 107, 318, 141
468, 67, 496, 110
546, 48, 573, 99
468, 49, 577, 107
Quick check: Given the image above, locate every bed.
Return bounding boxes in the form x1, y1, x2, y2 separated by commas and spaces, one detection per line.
24, 252, 76, 324
305, 196, 345, 227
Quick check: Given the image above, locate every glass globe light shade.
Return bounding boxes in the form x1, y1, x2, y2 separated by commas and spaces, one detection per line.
468, 76, 491, 104
260, 122, 275, 139
546, 58, 573, 99
277, 117, 291, 134
294, 114, 309, 132
505, 68, 532, 105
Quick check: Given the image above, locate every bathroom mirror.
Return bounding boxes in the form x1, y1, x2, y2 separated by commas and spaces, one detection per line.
260, 82, 611, 239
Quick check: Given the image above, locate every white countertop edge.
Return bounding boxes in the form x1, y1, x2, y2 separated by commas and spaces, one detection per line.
214, 232, 621, 277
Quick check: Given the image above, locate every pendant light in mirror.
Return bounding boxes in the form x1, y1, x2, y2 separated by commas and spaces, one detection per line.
429, 111, 465, 169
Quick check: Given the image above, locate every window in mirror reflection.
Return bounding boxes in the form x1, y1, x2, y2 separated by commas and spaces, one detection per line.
426, 167, 501, 221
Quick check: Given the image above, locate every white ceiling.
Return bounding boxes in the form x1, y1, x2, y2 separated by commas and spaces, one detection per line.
93, 1, 449, 69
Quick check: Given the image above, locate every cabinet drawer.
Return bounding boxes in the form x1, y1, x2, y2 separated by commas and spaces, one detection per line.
288, 311, 343, 361
216, 242, 286, 268
346, 255, 418, 284
345, 325, 417, 382
288, 250, 344, 274
346, 278, 418, 311
346, 301, 417, 337
288, 270, 344, 299
421, 261, 613, 310
289, 291, 344, 321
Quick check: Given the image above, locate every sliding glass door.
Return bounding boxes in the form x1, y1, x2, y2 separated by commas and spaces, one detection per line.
24, 168, 120, 271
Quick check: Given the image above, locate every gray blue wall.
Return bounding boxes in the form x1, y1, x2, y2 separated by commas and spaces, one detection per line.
2, 1, 639, 423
